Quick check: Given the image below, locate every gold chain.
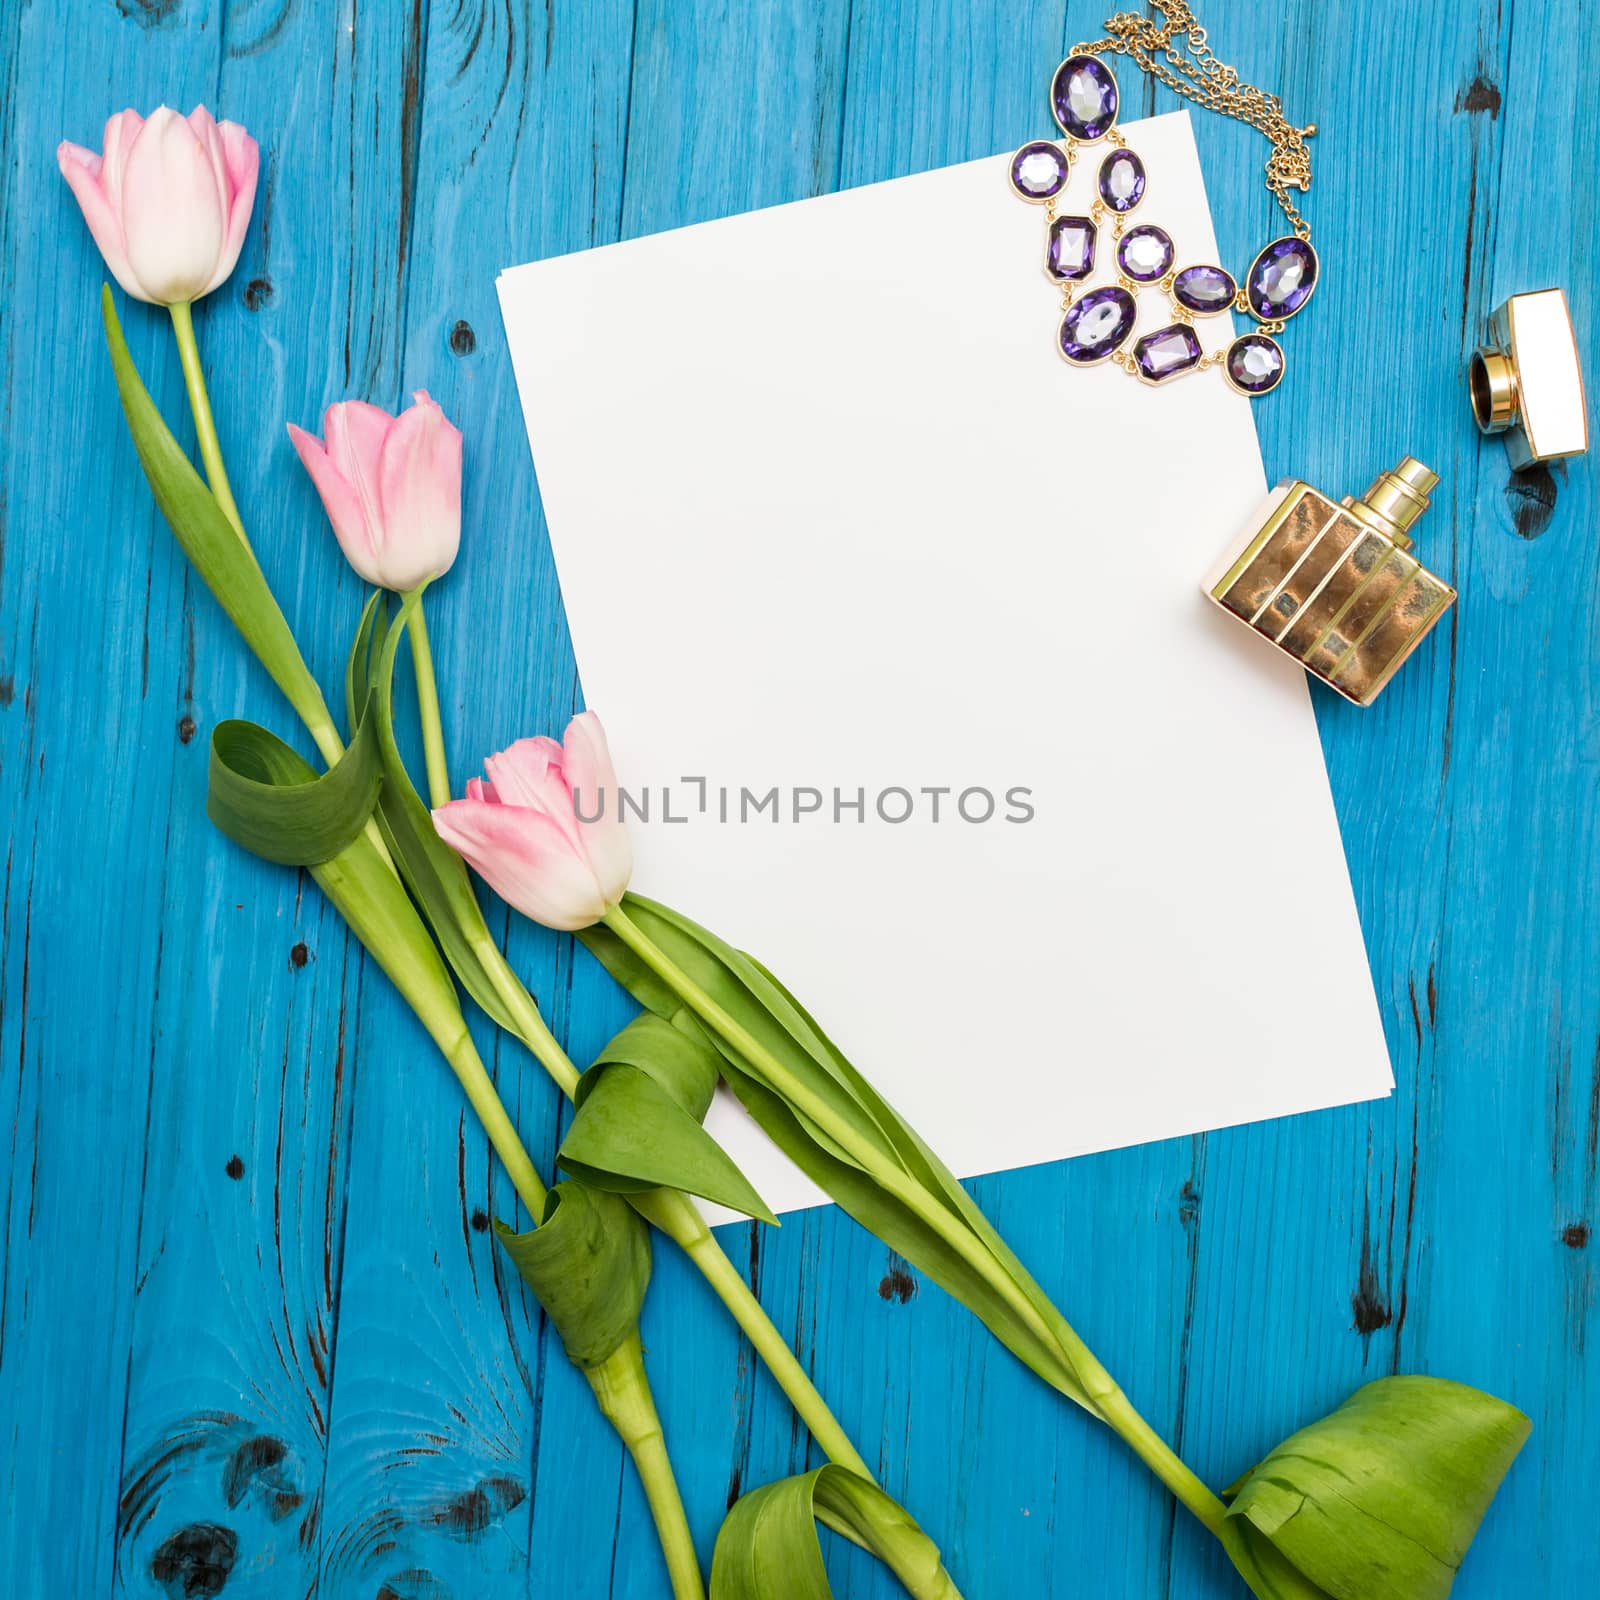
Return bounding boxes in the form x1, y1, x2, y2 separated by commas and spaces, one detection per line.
1074, 3, 1316, 242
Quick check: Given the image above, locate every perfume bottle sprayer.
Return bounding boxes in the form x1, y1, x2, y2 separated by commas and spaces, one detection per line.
1205, 458, 1455, 707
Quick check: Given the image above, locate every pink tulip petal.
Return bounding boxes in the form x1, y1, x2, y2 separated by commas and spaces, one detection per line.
485, 736, 569, 803
432, 798, 608, 931
375, 391, 462, 588
483, 738, 586, 850
322, 400, 394, 482
58, 140, 143, 299
322, 402, 394, 573
562, 711, 632, 904
99, 109, 145, 211
465, 776, 501, 804
288, 423, 381, 586
209, 120, 259, 294
186, 107, 233, 296
187, 105, 228, 202
218, 118, 258, 192
121, 106, 227, 302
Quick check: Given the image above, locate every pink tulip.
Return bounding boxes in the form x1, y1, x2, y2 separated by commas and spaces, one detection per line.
58, 106, 258, 305
433, 713, 633, 932
287, 393, 463, 591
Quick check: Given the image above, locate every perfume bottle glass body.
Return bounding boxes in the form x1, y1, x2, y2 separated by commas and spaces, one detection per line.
1206, 477, 1456, 707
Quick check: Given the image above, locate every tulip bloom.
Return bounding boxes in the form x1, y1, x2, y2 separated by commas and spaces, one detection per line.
288, 393, 462, 591
433, 713, 632, 931
58, 107, 258, 305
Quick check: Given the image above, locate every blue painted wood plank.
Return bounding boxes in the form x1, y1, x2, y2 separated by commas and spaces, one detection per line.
4, 0, 1599, 1597
1, 5, 245, 1596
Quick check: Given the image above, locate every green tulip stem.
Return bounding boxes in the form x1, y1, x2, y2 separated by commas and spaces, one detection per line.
460, 927, 877, 1487
600, 906, 1064, 1350
405, 589, 453, 809
421, 999, 708, 1594
160, 299, 378, 820
478, 945, 584, 1099
587, 1331, 708, 1600
600, 902, 1231, 1538
441, 1028, 548, 1223
631, 1188, 875, 1482
1099, 1395, 1227, 1534
167, 300, 247, 545
319, 862, 707, 1590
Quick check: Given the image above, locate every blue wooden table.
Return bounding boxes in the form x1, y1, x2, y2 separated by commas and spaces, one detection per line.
3, 2, 1595, 1595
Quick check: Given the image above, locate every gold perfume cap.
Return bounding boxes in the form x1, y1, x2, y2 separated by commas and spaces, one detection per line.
1471, 349, 1519, 432
1340, 456, 1438, 551
1470, 288, 1588, 468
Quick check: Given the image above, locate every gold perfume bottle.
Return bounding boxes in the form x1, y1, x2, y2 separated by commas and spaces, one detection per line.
1205, 458, 1455, 707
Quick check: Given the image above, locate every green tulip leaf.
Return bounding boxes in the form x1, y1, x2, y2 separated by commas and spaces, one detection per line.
201, 714, 467, 1055
1222, 1376, 1530, 1600
494, 1180, 652, 1369
346, 591, 518, 1033
101, 287, 335, 741
711, 1465, 961, 1600
559, 1012, 779, 1224
582, 895, 1099, 1411
1214, 1522, 1338, 1600
206, 695, 381, 865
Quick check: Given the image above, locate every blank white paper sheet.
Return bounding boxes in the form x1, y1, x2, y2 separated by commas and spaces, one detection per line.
498, 111, 1393, 1222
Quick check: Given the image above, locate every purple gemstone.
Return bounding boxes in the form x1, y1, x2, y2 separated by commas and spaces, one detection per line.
1059, 286, 1138, 363
1173, 264, 1236, 314
1117, 225, 1173, 283
1097, 149, 1145, 213
1052, 55, 1119, 141
1010, 140, 1069, 201
1247, 237, 1319, 319
1046, 215, 1097, 281
1226, 334, 1286, 394
1133, 323, 1203, 383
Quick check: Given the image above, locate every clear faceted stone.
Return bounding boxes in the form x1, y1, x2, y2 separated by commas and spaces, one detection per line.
1052, 55, 1119, 141
1097, 149, 1146, 212
1059, 286, 1137, 361
1117, 225, 1173, 282
1173, 264, 1236, 313
1011, 141, 1068, 199
1247, 237, 1318, 318
1133, 323, 1203, 382
1047, 215, 1096, 280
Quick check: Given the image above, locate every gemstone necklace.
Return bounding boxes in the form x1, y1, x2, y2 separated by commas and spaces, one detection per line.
1008, 2, 1318, 397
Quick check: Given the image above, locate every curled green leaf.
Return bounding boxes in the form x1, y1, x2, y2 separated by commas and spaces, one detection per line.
1223, 1376, 1530, 1600
206, 695, 381, 865
711, 1465, 961, 1600
200, 712, 468, 1061
494, 1180, 652, 1369
559, 1012, 778, 1224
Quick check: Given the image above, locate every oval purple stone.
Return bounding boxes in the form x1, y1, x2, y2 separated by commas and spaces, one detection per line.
1246, 237, 1319, 319
1097, 149, 1145, 213
1117, 225, 1173, 283
1052, 55, 1119, 142
1009, 140, 1069, 201
1226, 334, 1286, 395
1133, 323, 1204, 384
1173, 263, 1236, 314
1046, 215, 1097, 281
1059, 286, 1137, 363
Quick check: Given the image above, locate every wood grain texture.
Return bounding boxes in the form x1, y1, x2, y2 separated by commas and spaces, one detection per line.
2, 1, 1597, 1595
